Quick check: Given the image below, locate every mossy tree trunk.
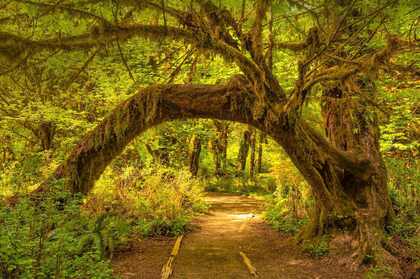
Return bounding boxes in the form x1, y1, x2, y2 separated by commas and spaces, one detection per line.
237, 130, 251, 175
212, 120, 229, 176
249, 128, 256, 178
38, 121, 56, 151
317, 79, 394, 265
40, 82, 256, 194
257, 132, 266, 173
189, 135, 201, 176
211, 138, 222, 176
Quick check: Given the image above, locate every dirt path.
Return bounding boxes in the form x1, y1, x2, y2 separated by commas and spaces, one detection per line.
113, 193, 362, 279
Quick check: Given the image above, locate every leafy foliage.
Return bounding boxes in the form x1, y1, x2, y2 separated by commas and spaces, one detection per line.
0, 183, 114, 278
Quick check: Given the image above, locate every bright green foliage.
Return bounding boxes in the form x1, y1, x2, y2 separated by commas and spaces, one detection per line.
89, 166, 208, 237
385, 157, 419, 261
264, 150, 311, 234
265, 208, 307, 235
379, 85, 419, 156
0, 166, 207, 278
301, 236, 330, 258
0, 183, 114, 278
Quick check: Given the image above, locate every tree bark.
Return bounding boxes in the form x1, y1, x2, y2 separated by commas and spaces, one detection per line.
210, 138, 222, 176
249, 128, 256, 178
189, 135, 201, 176
211, 120, 229, 176
214, 120, 229, 175
257, 131, 265, 173
38, 121, 55, 150
318, 80, 394, 265
237, 130, 251, 175
39, 82, 256, 194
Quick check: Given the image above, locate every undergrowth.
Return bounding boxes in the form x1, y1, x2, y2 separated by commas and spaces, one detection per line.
264, 183, 308, 235
86, 167, 208, 238
301, 236, 330, 258
0, 167, 207, 278
0, 182, 114, 278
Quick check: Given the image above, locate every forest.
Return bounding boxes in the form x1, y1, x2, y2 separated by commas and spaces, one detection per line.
0, 0, 418, 278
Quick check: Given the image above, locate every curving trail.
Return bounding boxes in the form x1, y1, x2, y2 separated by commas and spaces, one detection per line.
113, 193, 362, 279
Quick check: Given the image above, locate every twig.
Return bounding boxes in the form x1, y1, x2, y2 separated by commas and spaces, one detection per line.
116, 40, 135, 82
0, 51, 32, 77
166, 48, 193, 84
66, 47, 100, 88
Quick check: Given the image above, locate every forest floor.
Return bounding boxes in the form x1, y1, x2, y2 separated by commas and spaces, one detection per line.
112, 193, 363, 279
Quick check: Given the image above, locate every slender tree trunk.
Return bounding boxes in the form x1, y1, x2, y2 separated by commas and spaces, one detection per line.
38, 121, 55, 150
220, 126, 228, 173
212, 120, 229, 176
290, 185, 300, 219
257, 131, 265, 173
211, 138, 222, 176
189, 135, 201, 176
24, 120, 56, 151
249, 129, 256, 178
237, 130, 251, 175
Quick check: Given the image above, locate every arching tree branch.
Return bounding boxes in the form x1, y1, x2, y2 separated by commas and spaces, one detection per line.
0, 24, 194, 54
37, 81, 255, 194
35, 79, 372, 195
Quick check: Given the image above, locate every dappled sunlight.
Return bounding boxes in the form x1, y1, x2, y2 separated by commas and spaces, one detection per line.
230, 213, 255, 220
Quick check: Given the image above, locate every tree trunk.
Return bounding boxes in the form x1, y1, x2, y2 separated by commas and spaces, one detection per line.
237, 130, 251, 175
257, 132, 265, 173
23, 120, 56, 151
210, 138, 222, 176
189, 135, 201, 176
38, 121, 55, 150
249, 129, 256, 178
212, 120, 229, 176
249, 112, 395, 270
317, 80, 394, 265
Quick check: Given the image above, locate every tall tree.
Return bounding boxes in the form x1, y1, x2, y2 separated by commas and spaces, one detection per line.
249, 128, 256, 178
189, 135, 201, 176
237, 130, 251, 175
257, 132, 266, 173
211, 120, 229, 176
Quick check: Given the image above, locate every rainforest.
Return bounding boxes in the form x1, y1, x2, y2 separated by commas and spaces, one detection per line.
0, 0, 419, 278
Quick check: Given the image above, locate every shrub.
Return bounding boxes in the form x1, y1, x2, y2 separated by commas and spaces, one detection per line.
264, 185, 308, 234
85, 167, 208, 238
0, 183, 114, 279
301, 236, 330, 258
